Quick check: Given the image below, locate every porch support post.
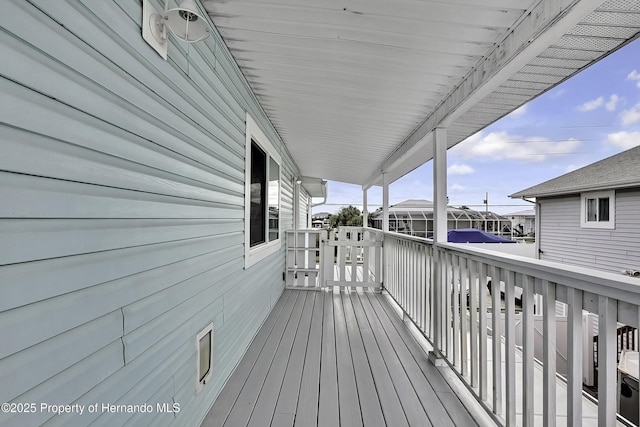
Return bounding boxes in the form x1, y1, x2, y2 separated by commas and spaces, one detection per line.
382, 173, 389, 232
363, 188, 368, 227
293, 179, 300, 230
429, 126, 448, 366
433, 127, 448, 243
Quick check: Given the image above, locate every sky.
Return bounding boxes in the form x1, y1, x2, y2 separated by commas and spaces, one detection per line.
312, 38, 640, 216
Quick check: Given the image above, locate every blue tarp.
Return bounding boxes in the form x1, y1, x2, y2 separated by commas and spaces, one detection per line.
447, 228, 515, 243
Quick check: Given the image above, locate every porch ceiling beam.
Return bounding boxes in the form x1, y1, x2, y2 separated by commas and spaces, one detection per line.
362, 0, 605, 190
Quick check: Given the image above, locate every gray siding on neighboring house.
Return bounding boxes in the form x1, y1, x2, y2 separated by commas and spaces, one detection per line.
0, 1, 299, 426
538, 190, 640, 274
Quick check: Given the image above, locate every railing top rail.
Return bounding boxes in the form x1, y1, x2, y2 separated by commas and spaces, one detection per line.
368, 228, 640, 304
436, 241, 640, 304
381, 229, 434, 244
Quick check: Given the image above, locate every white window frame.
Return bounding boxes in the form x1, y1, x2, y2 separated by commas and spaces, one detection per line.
580, 190, 615, 229
196, 322, 214, 394
245, 114, 281, 268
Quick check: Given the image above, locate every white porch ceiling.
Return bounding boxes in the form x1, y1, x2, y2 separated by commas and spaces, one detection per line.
202, 0, 640, 188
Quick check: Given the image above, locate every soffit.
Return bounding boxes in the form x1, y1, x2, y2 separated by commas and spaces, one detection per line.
203, 0, 640, 187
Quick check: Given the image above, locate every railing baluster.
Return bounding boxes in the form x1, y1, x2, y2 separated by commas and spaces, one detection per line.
435, 248, 441, 352
505, 270, 516, 426
598, 295, 617, 426
338, 229, 345, 283
479, 262, 488, 402
453, 255, 460, 368
363, 230, 370, 283
410, 242, 416, 319
491, 265, 502, 416
567, 287, 583, 426
446, 252, 453, 361
350, 231, 357, 286
522, 275, 534, 427
470, 259, 478, 388
419, 246, 423, 335
460, 258, 469, 378
542, 280, 556, 427
424, 246, 436, 343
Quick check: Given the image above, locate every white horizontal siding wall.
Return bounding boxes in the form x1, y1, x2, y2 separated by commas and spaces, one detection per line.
298, 190, 310, 229
0, 1, 296, 426
538, 190, 640, 274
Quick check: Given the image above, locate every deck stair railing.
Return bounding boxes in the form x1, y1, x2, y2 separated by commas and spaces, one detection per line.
285, 227, 382, 290
321, 227, 382, 290
285, 229, 325, 289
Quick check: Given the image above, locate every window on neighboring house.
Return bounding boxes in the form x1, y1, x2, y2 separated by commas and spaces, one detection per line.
581, 191, 615, 229
245, 114, 281, 268
196, 323, 214, 394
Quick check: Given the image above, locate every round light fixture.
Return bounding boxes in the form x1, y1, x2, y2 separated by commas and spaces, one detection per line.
165, 0, 210, 42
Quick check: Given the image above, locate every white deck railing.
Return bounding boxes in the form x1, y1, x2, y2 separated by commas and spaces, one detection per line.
314, 227, 640, 426
285, 228, 382, 290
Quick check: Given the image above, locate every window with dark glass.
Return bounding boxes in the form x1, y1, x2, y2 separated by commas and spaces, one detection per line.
598, 197, 609, 221
586, 196, 610, 222
250, 141, 266, 247
268, 157, 280, 241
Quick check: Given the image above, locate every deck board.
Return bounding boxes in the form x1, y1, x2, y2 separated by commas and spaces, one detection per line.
222, 292, 301, 427
350, 292, 409, 427
201, 291, 296, 426
293, 293, 323, 427
317, 291, 339, 427
246, 291, 308, 427
359, 292, 433, 427
372, 292, 476, 426
203, 289, 479, 427
342, 292, 385, 427
272, 292, 316, 424
333, 289, 364, 426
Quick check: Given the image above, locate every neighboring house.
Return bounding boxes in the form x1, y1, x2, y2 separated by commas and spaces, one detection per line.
511, 145, 640, 276
370, 199, 511, 238
511, 145, 640, 390
505, 208, 536, 237
311, 211, 331, 228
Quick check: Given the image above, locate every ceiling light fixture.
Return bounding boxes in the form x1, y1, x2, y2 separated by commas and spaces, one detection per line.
142, 0, 211, 60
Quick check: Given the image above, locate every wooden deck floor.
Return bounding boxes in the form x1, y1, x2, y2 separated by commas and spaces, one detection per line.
202, 288, 479, 427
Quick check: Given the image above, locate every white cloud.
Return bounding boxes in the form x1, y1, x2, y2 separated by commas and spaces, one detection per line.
605, 131, 640, 150
453, 131, 581, 163
621, 103, 640, 125
549, 88, 566, 99
627, 70, 640, 88
508, 104, 528, 118
448, 164, 474, 175
450, 183, 465, 191
577, 97, 604, 112
605, 94, 620, 111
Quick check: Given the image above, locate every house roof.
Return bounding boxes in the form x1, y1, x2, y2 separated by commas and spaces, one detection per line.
505, 209, 536, 217
370, 198, 508, 220
312, 212, 332, 218
204, 1, 640, 188
510, 144, 640, 199
390, 199, 434, 209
